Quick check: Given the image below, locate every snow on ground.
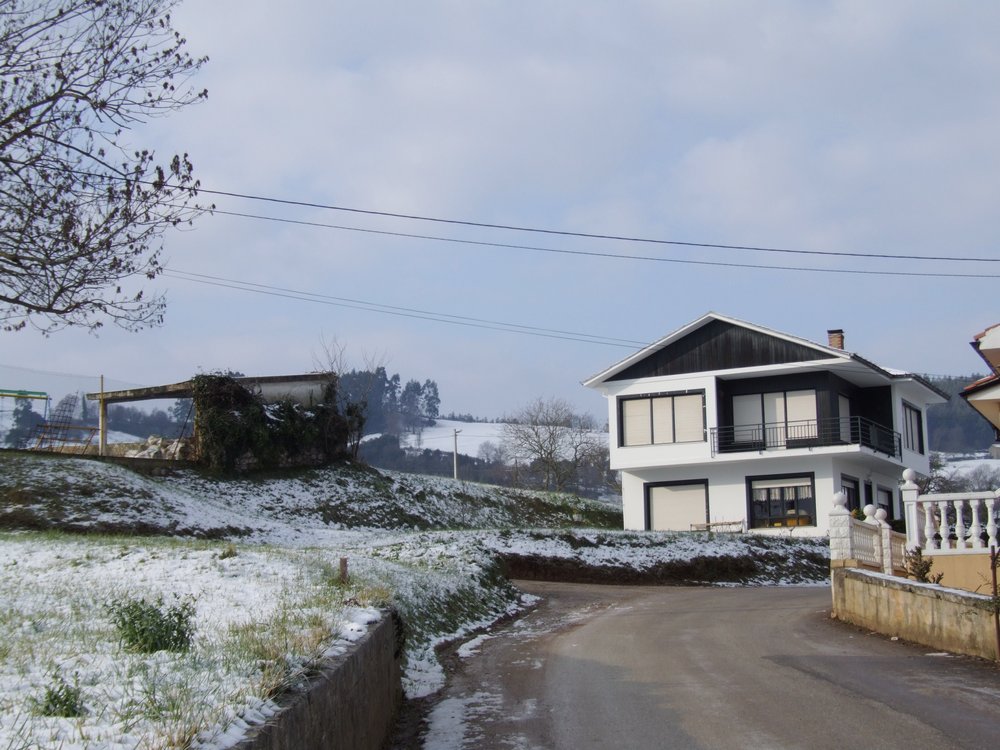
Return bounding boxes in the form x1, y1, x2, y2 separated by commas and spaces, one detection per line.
398, 419, 507, 458
397, 419, 610, 461
943, 453, 1000, 477
0, 453, 828, 748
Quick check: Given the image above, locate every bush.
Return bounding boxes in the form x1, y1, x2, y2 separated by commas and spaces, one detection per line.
32, 671, 85, 717
904, 547, 944, 584
107, 595, 196, 653
191, 374, 351, 472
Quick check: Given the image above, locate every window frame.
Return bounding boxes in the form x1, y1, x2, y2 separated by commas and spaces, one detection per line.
876, 485, 895, 519
644, 479, 710, 531
902, 401, 924, 454
746, 472, 816, 529
840, 474, 860, 513
730, 389, 818, 447
618, 390, 706, 447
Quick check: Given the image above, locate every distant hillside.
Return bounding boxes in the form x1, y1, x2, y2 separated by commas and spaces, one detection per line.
925, 374, 996, 453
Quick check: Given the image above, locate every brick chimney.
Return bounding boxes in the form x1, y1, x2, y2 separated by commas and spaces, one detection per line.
827, 329, 845, 350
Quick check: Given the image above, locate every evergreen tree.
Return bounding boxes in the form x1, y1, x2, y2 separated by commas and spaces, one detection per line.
399, 380, 424, 431
421, 380, 440, 419
5, 399, 45, 448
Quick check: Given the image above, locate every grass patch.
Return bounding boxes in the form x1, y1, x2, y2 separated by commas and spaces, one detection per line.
107, 595, 197, 653
31, 671, 85, 717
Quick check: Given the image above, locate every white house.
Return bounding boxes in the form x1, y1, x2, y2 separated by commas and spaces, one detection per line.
584, 313, 947, 536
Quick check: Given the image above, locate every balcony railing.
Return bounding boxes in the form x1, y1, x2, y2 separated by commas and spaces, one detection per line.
711, 416, 901, 458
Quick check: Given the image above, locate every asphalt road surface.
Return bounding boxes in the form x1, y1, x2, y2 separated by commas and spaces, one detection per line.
417, 582, 1000, 749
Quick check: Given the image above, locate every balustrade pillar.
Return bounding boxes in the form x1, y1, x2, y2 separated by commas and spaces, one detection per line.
988, 496, 999, 549
829, 492, 852, 563
901, 468, 922, 548
953, 499, 967, 549
969, 499, 985, 549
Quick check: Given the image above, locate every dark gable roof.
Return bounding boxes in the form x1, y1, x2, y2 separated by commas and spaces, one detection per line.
606, 318, 831, 382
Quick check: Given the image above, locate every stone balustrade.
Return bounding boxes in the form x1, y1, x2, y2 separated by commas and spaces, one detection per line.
900, 468, 1000, 553
829, 492, 907, 575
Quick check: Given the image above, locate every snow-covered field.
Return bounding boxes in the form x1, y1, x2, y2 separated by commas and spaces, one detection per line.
397, 419, 508, 458
0, 452, 828, 749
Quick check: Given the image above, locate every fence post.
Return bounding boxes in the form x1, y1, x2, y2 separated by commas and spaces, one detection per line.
864, 504, 884, 571
901, 468, 921, 549
876, 508, 895, 574
829, 492, 852, 564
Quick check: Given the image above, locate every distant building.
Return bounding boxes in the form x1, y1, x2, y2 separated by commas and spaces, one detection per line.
961, 323, 1000, 457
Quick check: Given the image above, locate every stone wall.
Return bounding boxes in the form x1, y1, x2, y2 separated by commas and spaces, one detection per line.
831, 567, 999, 661
233, 613, 402, 750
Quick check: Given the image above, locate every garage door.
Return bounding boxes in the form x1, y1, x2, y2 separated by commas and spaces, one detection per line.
647, 482, 708, 531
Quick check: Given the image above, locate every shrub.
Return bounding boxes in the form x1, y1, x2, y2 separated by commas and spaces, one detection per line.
107, 595, 196, 653
32, 671, 85, 717
904, 547, 944, 584
191, 374, 351, 472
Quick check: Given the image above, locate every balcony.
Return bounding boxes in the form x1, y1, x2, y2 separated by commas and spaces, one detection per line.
711, 416, 901, 458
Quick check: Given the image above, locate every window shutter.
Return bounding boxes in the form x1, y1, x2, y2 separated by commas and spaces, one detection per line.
651, 397, 674, 443
623, 399, 651, 446
785, 390, 818, 439
673, 394, 704, 442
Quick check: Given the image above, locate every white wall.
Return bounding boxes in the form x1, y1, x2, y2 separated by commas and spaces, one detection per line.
601, 373, 718, 471
620, 454, 893, 537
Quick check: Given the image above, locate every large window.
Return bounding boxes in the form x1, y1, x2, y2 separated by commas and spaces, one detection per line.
732, 389, 818, 447
620, 391, 705, 447
902, 403, 924, 454
748, 474, 815, 528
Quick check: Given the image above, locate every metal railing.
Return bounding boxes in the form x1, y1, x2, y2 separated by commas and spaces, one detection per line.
711, 416, 901, 458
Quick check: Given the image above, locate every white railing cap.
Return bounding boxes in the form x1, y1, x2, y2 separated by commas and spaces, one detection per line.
916, 492, 997, 502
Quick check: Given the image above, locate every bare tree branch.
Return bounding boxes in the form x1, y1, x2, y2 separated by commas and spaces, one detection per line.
0, 0, 210, 332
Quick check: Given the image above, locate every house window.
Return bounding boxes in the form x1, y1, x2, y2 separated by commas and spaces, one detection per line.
731, 390, 818, 447
877, 487, 894, 518
841, 475, 860, 512
620, 391, 705, 447
748, 474, 815, 528
902, 403, 924, 454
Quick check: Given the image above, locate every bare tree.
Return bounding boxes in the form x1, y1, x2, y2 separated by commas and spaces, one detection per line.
502, 397, 605, 492
0, 0, 210, 333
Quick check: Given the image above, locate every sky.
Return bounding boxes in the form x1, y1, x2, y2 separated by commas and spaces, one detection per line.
3, 0, 1000, 421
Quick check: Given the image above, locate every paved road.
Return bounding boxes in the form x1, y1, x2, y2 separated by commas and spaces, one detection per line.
418, 582, 1000, 749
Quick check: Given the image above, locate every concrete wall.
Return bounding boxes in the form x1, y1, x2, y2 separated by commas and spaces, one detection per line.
831, 567, 999, 661
926, 552, 997, 594
233, 613, 402, 750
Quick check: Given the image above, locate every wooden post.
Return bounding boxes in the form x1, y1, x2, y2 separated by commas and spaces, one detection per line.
98, 375, 107, 457
339, 556, 349, 584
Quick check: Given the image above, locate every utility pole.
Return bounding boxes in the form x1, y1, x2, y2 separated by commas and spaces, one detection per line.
453, 428, 462, 480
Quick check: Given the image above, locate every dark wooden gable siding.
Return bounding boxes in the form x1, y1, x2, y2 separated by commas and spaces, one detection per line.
608, 319, 830, 381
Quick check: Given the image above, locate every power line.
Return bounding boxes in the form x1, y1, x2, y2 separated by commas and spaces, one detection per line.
192, 206, 1000, 279
164, 269, 648, 348
76, 170, 1000, 264
194, 185, 1000, 264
